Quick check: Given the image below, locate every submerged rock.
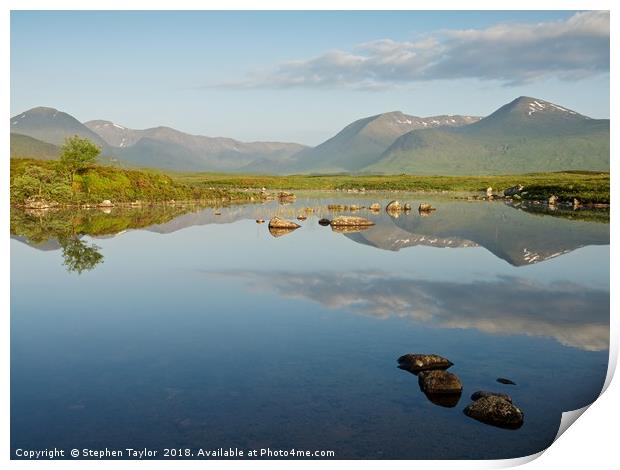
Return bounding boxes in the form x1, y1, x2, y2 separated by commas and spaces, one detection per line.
268, 217, 301, 230
369, 203, 381, 211
418, 203, 436, 212
497, 377, 516, 385
464, 396, 524, 429
386, 200, 402, 212
318, 218, 331, 226
424, 392, 462, 408
330, 216, 375, 227
471, 391, 512, 403
418, 370, 463, 394
397, 354, 453, 373
504, 184, 524, 197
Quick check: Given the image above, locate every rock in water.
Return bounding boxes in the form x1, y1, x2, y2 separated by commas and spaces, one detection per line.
398, 354, 453, 373
296, 215, 307, 221
277, 192, 296, 201
418, 370, 463, 394
268, 217, 301, 230
403, 203, 412, 211
369, 203, 381, 211
386, 200, 402, 212
548, 195, 558, 206
497, 377, 516, 385
504, 185, 524, 197
98, 200, 114, 207
574, 198, 582, 208
318, 218, 331, 226
471, 391, 512, 403
256, 219, 265, 224
418, 203, 436, 212
330, 216, 375, 227
464, 396, 524, 429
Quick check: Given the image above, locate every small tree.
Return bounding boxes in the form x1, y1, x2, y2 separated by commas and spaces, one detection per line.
59, 135, 101, 184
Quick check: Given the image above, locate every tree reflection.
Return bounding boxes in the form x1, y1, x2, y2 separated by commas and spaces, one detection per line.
59, 236, 104, 274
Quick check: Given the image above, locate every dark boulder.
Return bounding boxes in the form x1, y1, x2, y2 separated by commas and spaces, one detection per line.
418, 370, 462, 395
471, 391, 512, 403
464, 396, 524, 429
318, 218, 331, 226
397, 354, 453, 373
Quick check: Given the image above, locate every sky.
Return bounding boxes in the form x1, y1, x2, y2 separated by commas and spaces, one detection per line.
10, 10, 610, 145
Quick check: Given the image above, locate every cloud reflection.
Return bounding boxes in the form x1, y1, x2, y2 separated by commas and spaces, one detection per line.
211, 270, 609, 351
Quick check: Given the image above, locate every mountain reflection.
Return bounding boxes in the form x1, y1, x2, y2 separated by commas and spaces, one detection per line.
210, 270, 609, 351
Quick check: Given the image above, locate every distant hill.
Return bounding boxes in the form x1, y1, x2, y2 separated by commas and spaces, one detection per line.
85, 120, 307, 172
285, 111, 480, 174
366, 97, 610, 175
10, 107, 108, 148
10, 133, 59, 160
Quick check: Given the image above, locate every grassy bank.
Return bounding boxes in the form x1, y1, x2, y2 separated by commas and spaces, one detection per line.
173, 170, 610, 204
10, 159, 255, 207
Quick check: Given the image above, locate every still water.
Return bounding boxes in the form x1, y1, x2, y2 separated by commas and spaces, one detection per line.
11, 194, 610, 459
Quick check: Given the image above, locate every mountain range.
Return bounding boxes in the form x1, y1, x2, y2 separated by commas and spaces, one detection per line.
10, 96, 609, 174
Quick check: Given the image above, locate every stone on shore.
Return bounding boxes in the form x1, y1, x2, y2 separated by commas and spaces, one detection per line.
268, 217, 301, 230
397, 354, 453, 373
548, 195, 558, 206
463, 396, 524, 429
330, 216, 375, 227
418, 370, 463, 394
504, 185, 524, 197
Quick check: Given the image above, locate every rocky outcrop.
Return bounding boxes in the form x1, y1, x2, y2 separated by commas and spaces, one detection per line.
268, 217, 301, 230
330, 216, 375, 227
463, 395, 524, 429
418, 370, 463, 394
397, 354, 453, 373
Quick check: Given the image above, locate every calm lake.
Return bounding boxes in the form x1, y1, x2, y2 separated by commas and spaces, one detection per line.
10, 193, 610, 459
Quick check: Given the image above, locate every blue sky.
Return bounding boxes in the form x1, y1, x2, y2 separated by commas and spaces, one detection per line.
11, 11, 610, 144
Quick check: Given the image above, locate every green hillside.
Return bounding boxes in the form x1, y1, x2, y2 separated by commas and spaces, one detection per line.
366, 97, 610, 175
10, 133, 59, 160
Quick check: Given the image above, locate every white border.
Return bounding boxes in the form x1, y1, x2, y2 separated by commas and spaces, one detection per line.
2, 1, 616, 468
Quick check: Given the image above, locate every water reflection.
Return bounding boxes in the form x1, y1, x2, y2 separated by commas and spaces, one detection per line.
209, 270, 609, 351
10, 195, 610, 273
59, 237, 103, 274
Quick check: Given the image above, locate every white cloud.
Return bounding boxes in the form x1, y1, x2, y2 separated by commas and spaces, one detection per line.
218, 11, 609, 90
